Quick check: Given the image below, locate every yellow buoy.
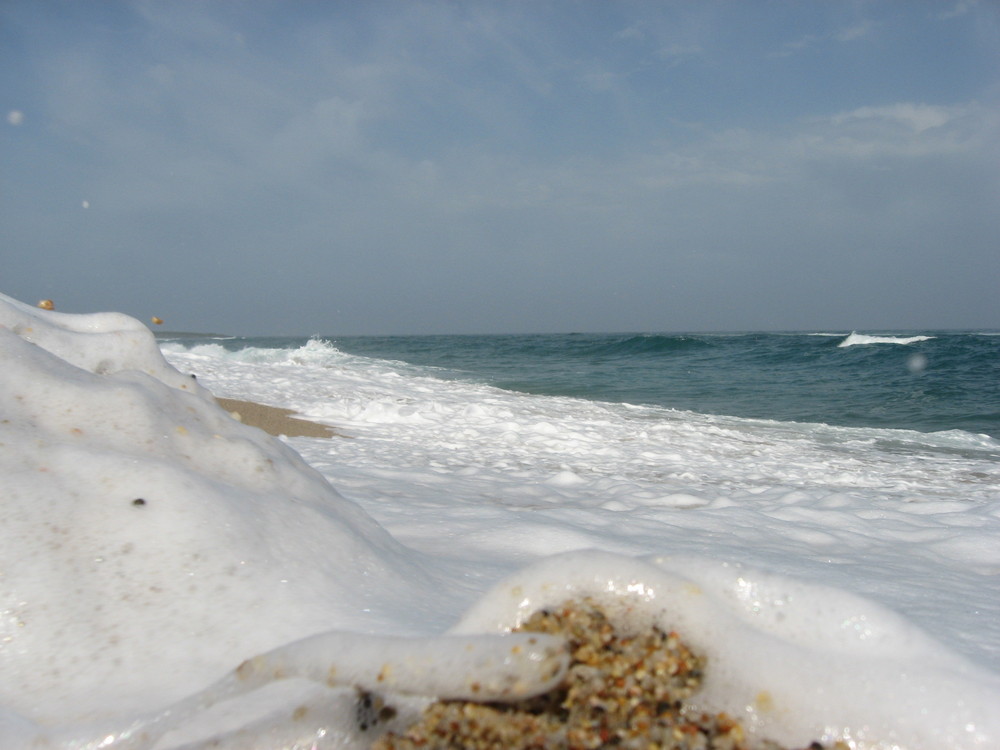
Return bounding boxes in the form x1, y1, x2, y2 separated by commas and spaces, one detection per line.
37, 299, 54, 310
151, 316, 164, 325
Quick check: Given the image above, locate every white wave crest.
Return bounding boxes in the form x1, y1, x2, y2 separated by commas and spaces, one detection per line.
162, 337, 349, 366
838, 332, 934, 347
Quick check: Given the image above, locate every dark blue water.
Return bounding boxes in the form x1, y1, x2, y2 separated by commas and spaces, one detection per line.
161, 331, 1000, 438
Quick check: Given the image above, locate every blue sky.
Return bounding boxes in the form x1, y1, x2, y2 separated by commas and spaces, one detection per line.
2, 1, 998, 334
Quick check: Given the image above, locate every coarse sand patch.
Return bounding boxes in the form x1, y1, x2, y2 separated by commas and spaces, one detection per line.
375, 598, 848, 750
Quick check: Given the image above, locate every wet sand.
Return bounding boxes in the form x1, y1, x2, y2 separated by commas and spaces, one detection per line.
216, 397, 338, 438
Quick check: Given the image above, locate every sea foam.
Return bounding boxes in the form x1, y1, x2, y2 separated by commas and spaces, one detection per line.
838, 331, 935, 347
3, 292, 1000, 749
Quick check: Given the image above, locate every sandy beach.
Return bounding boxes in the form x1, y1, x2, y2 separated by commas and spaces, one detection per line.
215, 397, 338, 438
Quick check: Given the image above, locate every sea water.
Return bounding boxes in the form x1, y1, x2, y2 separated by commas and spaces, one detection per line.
157, 331, 1000, 660
166, 330, 1000, 437
3, 292, 1000, 750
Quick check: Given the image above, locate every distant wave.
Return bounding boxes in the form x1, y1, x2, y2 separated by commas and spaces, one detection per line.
594, 334, 712, 357
838, 332, 934, 348
162, 337, 350, 366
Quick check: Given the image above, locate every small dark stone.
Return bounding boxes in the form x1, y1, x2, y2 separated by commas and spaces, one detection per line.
356, 690, 375, 731
132, 498, 146, 506
655, 701, 678, 715
356, 690, 394, 733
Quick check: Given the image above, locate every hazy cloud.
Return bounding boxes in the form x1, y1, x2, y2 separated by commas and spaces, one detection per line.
937, 1, 978, 21
834, 20, 877, 42
1, 0, 997, 334
774, 18, 877, 57
657, 43, 703, 59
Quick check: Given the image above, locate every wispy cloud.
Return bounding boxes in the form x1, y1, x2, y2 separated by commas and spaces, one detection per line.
772, 34, 817, 57
579, 70, 618, 92
657, 43, 703, 59
834, 20, 876, 42
829, 103, 957, 134
773, 19, 877, 57
798, 102, 999, 162
937, 0, 978, 21
613, 24, 644, 43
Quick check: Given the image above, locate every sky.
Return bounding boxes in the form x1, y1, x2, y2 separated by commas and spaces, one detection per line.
2, 1, 998, 335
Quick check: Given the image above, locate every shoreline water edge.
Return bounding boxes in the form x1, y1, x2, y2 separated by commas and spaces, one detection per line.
2, 292, 999, 749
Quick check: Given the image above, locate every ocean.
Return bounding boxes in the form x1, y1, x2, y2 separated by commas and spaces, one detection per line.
4, 294, 1000, 750
166, 330, 1000, 438
157, 329, 1000, 665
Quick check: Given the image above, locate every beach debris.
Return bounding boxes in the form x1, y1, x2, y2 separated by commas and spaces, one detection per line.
37, 298, 54, 310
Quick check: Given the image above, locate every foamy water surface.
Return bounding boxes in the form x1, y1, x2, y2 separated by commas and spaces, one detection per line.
162, 338, 1000, 664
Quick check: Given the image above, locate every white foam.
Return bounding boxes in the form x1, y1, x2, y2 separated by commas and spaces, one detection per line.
0, 295, 450, 744
3, 294, 1000, 749
838, 331, 935, 347
454, 552, 1000, 749
162, 337, 1000, 662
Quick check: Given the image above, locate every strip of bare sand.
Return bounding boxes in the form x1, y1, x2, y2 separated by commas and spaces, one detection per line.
216, 397, 337, 438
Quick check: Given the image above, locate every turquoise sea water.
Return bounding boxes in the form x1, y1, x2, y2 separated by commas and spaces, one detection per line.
161, 330, 1000, 439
